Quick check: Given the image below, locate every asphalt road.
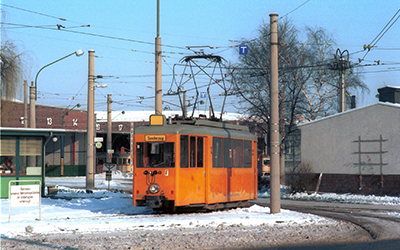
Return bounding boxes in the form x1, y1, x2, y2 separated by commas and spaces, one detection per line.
252, 197, 400, 249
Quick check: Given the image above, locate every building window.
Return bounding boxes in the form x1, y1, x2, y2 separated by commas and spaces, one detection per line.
0, 137, 42, 176
0, 138, 16, 175
19, 138, 42, 175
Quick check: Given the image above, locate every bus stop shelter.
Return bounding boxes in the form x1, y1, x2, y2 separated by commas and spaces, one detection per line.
0, 128, 69, 198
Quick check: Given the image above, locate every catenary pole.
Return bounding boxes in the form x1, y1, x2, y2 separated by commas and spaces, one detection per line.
86, 50, 95, 190
340, 58, 346, 112
24, 80, 28, 128
107, 94, 112, 163
154, 0, 162, 115
269, 13, 281, 214
155, 0, 162, 115
29, 82, 36, 128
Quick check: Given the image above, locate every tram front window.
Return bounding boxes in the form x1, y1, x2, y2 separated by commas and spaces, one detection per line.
136, 142, 175, 168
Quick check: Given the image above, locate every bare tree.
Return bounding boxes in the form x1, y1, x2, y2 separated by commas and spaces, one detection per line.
1, 9, 34, 101
233, 19, 367, 130
1, 10, 33, 125
1, 40, 25, 100
231, 20, 367, 182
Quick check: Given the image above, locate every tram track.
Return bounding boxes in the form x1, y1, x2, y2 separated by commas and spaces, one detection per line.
252, 197, 400, 242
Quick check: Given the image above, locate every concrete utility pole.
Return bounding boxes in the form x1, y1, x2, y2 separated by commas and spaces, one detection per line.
29, 82, 36, 128
269, 13, 281, 214
130, 122, 134, 173
155, 0, 162, 115
24, 80, 28, 128
107, 94, 112, 163
339, 60, 346, 112
333, 49, 350, 112
279, 88, 285, 185
28, 81, 36, 169
86, 50, 95, 190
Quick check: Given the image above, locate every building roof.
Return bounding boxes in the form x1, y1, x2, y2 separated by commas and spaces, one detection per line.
0, 127, 86, 136
297, 102, 400, 128
378, 85, 400, 90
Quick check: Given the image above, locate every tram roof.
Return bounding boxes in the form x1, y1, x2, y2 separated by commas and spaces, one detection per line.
134, 119, 256, 141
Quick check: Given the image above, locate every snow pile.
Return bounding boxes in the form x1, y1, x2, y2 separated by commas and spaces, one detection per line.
285, 192, 400, 205
258, 188, 400, 206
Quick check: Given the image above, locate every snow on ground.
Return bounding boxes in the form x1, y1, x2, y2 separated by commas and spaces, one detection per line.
283, 192, 400, 206
1, 171, 399, 237
1, 187, 332, 237
258, 187, 400, 206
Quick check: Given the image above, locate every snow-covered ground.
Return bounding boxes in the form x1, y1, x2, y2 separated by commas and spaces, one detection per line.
258, 187, 400, 206
1, 171, 399, 238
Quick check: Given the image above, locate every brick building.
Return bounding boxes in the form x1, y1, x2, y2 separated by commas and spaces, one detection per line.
1, 99, 87, 129
1, 99, 87, 178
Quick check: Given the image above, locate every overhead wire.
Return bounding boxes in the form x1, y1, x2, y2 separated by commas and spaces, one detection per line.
360, 9, 400, 61
1, 22, 188, 50
5, 2, 397, 112
279, 0, 312, 19
0, 3, 70, 22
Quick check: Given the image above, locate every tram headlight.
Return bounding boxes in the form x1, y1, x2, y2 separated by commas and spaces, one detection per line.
148, 183, 160, 194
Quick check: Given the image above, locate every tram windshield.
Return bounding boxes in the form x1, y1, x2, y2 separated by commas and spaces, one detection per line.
136, 142, 175, 168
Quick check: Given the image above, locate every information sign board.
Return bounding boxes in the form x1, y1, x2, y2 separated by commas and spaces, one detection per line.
10, 185, 40, 207
8, 180, 41, 222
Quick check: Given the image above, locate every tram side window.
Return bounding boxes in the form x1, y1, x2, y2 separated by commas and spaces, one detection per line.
212, 137, 223, 168
197, 137, 204, 168
180, 135, 189, 168
136, 142, 175, 168
190, 136, 196, 168
136, 142, 145, 167
243, 140, 252, 168
223, 138, 232, 168
233, 139, 243, 168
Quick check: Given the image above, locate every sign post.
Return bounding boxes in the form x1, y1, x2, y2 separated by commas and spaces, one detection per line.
103, 163, 116, 191
9, 180, 41, 222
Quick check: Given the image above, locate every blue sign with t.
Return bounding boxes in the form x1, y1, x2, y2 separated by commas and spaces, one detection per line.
239, 45, 248, 55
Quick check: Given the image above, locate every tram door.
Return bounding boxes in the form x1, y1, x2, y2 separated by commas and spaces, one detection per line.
179, 135, 206, 205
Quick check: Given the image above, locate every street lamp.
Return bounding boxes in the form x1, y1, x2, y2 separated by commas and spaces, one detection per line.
34, 49, 84, 100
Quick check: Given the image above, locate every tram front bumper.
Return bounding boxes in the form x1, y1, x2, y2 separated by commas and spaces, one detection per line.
145, 195, 164, 208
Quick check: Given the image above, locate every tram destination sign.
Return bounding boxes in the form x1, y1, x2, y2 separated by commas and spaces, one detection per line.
145, 135, 166, 142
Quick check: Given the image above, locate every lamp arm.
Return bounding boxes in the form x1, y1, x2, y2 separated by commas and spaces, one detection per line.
34, 51, 76, 100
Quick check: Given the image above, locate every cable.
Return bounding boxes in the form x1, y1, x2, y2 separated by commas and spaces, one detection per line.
1, 22, 188, 50
369, 9, 400, 47
0, 3, 69, 22
361, 9, 400, 61
280, 0, 312, 19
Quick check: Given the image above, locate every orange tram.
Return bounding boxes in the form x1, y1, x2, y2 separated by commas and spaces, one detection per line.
132, 115, 258, 212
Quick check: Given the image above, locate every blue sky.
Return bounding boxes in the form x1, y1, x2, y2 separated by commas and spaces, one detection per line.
1, 0, 399, 114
